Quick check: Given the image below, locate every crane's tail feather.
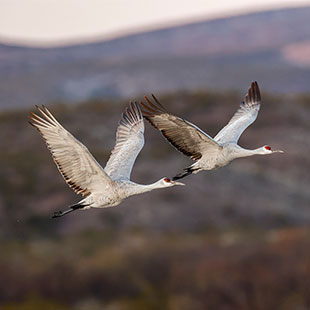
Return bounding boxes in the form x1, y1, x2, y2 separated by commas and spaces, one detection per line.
172, 167, 198, 180
52, 202, 90, 219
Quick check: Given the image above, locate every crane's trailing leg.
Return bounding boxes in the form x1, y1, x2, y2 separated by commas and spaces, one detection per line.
173, 167, 198, 180
52, 202, 90, 218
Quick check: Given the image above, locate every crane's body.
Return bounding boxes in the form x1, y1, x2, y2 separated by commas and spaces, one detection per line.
80, 179, 178, 210
185, 143, 272, 176
29, 102, 184, 218
141, 82, 283, 180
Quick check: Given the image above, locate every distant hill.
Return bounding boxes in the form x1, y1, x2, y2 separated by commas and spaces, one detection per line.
0, 7, 309, 109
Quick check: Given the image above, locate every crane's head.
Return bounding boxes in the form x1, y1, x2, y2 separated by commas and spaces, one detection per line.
262, 145, 284, 154
161, 177, 185, 187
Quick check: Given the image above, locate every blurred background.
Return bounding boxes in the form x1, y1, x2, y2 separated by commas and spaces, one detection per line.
1, 1, 310, 309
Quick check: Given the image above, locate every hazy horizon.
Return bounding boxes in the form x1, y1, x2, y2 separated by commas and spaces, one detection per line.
0, 0, 309, 48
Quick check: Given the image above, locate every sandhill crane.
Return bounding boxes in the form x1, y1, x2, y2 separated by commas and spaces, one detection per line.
29, 102, 184, 218
141, 81, 283, 180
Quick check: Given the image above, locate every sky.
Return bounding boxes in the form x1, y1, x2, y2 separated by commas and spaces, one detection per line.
0, 0, 309, 47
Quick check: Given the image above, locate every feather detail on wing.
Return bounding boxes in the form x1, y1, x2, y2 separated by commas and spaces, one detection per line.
29, 106, 112, 196
104, 102, 144, 180
140, 95, 221, 161
214, 81, 261, 144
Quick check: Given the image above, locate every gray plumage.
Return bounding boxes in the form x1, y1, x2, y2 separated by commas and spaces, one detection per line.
29, 102, 184, 217
140, 82, 283, 180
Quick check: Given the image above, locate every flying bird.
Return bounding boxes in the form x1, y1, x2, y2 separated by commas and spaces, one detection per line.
141, 82, 283, 180
29, 102, 184, 218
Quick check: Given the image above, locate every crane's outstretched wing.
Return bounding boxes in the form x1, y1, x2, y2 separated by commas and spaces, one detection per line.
214, 81, 261, 144
29, 106, 113, 196
140, 95, 221, 161
104, 102, 144, 180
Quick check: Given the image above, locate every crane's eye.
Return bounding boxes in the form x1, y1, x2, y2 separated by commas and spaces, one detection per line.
164, 178, 171, 182
265, 146, 271, 150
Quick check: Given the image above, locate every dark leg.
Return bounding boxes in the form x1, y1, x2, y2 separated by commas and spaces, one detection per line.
52, 203, 89, 219
172, 167, 199, 180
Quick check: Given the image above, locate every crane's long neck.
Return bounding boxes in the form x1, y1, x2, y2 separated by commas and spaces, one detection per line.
231, 146, 266, 160
124, 180, 165, 197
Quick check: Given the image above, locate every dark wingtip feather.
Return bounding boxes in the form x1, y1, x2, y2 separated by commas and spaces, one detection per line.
244, 81, 261, 105
28, 112, 42, 128
151, 94, 160, 105
142, 95, 167, 114
140, 99, 156, 115
28, 120, 36, 127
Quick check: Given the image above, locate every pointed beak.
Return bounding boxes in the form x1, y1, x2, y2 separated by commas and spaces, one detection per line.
273, 149, 284, 153
171, 181, 185, 186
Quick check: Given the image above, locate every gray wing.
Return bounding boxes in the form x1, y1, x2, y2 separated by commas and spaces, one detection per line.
214, 81, 261, 144
104, 102, 144, 181
140, 95, 221, 161
29, 106, 113, 197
